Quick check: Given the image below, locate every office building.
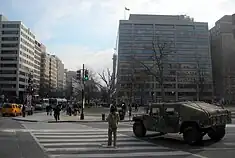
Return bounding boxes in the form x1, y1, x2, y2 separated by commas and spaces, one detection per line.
0, 14, 36, 100
65, 70, 76, 98
49, 55, 57, 90
210, 14, 235, 104
63, 71, 67, 90
53, 55, 65, 90
34, 40, 43, 94
117, 14, 213, 104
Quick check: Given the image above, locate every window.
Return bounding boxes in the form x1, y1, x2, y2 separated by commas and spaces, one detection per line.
0, 70, 16, 74
0, 77, 16, 81
1, 50, 18, 54
1, 57, 17, 61
19, 84, 25, 88
2, 30, 19, 34
2, 24, 19, 28
2, 37, 18, 41
1, 43, 18, 48
0, 64, 17, 68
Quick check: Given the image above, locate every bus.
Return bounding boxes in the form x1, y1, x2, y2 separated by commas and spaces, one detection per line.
49, 98, 67, 108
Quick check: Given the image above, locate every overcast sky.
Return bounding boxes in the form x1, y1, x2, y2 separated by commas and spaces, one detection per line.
0, 0, 235, 73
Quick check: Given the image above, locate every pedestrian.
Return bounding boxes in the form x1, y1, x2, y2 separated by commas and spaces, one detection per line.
135, 103, 138, 112
128, 105, 132, 121
46, 105, 50, 115
53, 104, 61, 121
106, 105, 120, 148
22, 104, 26, 117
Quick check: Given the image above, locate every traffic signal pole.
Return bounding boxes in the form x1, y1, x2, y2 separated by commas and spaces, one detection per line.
80, 64, 85, 120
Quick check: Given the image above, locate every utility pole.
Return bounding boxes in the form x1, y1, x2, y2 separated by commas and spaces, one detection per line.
80, 64, 85, 120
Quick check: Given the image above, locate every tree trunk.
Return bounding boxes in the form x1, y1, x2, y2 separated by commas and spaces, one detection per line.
160, 83, 165, 102
196, 83, 199, 101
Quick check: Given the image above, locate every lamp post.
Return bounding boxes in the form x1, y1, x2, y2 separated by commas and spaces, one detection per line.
80, 64, 85, 120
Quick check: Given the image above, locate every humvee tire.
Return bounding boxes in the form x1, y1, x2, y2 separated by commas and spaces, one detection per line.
208, 125, 225, 141
183, 125, 202, 145
133, 121, 146, 137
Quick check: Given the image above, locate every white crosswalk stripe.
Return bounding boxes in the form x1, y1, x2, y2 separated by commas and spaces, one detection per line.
28, 128, 194, 158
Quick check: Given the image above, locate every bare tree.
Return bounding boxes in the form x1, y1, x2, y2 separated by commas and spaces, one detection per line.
132, 35, 175, 102
98, 68, 115, 104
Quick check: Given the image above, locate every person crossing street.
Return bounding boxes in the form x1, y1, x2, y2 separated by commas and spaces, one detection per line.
106, 105, 120, 148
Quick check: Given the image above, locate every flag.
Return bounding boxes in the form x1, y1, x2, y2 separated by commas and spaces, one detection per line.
125, 7, 130, 11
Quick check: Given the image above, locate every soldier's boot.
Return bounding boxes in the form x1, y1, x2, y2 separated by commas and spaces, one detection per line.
108, 128, 112, 147
113, 128, 117, 147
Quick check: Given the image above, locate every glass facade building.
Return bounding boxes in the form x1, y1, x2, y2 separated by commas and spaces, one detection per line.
117, 14, 213, 104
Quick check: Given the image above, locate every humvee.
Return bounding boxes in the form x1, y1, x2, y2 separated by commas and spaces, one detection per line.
132, 101, 232, 145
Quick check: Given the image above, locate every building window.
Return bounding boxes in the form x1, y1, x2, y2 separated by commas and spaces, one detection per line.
1, 50, 18, 54
0, 77, 16, 81
1, 43, 18, 48
0, 70, 16, 74
1, 57, 17, 61
2, 24, 19, 28
2, 30, 19, 34
2, 37, 19, 41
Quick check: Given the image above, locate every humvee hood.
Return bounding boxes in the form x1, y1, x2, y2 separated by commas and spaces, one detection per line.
185, 101, 229, 115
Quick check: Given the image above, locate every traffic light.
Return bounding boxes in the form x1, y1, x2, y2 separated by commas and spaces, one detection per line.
76, 70, 81, 81
84, 69, 89, 81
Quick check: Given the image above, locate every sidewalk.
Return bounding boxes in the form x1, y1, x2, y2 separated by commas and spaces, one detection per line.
12, 111, 134, 123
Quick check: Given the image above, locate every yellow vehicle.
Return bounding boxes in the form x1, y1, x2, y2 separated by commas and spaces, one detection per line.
1, 103, 22, 117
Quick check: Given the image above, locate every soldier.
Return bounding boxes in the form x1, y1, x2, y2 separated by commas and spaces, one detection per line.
106, 105, 120, 147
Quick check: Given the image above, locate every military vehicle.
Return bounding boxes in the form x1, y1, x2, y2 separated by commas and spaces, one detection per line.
132, 101, 232, 145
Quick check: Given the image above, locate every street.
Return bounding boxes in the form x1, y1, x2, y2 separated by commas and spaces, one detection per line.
1, 116, 235, 158
0, 117, 48, 158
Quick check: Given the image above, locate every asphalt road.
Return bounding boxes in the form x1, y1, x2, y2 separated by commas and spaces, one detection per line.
80, 121, 235, 158
0, 117, 48, 158
2, 116, 235, 158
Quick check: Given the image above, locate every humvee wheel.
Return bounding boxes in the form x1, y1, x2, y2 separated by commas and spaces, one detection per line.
183, 126, 202, 145
208, 126, 225, 141
133, 122, 146, 137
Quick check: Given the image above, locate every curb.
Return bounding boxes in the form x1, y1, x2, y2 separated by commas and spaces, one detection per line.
12, 118, 39, 122
12, 117, 133, 123
47, 120, 133, 123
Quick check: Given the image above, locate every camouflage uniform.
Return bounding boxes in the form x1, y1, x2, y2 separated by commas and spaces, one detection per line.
106, 110, 120, 147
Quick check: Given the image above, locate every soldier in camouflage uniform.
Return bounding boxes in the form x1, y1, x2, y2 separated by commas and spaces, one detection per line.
106, 105, 120, 147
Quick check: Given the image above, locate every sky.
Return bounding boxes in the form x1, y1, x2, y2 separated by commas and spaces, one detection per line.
0, 0, 235, 73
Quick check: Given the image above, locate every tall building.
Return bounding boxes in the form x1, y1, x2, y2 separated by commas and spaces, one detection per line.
0, 14, 36, 100
40, 49, 49, 97
34, 40, 42, 94
63, 71, 67, 90
49, 55, 57, 90
53, 55, 65, 90
65, 70, 76, 98
117, 14, 213, 104
210, 14, 235, 104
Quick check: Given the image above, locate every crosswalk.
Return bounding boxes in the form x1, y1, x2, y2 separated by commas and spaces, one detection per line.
29, 127, 193, 158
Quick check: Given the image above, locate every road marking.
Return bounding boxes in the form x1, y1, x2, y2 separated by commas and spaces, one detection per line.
38, 137, 137, 142
49, 151, 191, 158
190, 147, 235, 151
191, 154, 209, 158
223, 143, 235, 146
23, 125, 207, 158
42, 141, 156, 147
46, 146, 168, 152
35, 134, 125, 138
226, 124, 235, 127
0, 128, 132, 132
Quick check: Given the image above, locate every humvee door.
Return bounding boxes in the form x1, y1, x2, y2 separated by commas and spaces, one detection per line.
143, 107, 161, 132
162, 104, 180, 133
